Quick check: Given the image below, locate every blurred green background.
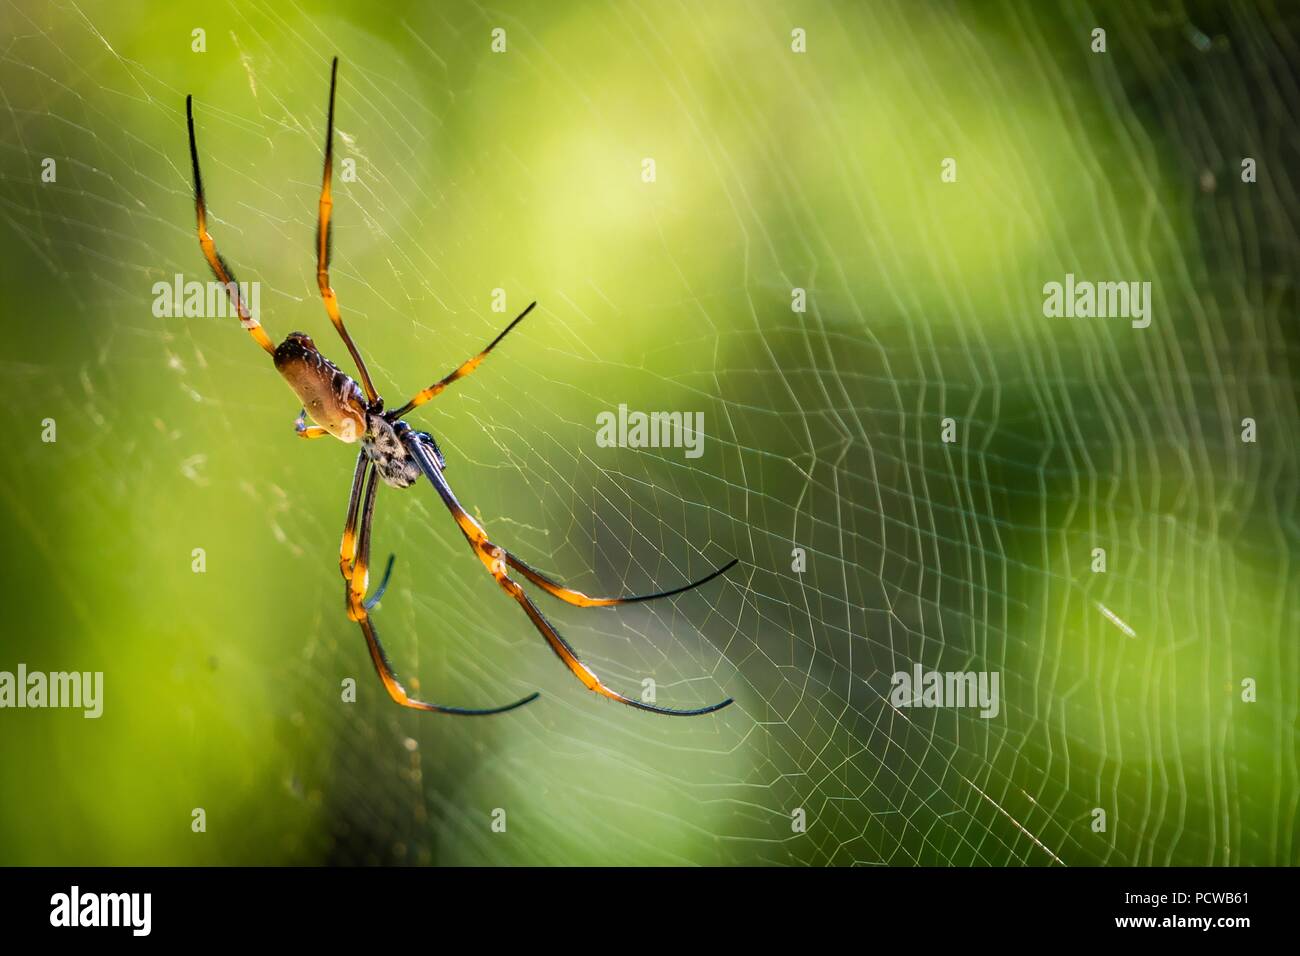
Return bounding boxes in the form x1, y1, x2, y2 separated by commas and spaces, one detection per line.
0, 0, 1295, 865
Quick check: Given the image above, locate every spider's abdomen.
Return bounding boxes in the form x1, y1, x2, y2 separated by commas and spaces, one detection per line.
274, 332, 367, 442
363, 415, 421, 488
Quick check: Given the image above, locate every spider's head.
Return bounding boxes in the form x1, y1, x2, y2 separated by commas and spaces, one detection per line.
273, 332, 369, 442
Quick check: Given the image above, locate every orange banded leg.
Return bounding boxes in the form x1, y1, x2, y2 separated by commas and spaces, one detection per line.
363, 554, 396, 611
345, 455, 537, 715
345, 465, 381, 617
295, 408, 330, 439
405, 433, 733, 716
339, 451, 368, 590
496, 567, 732, 716
184, 96, 276, 355
316, 57, 378, 404
390, 429, 736, 608
504, 552, 739, 608
354, 615, 538, 716
334, 452, 395, 610
389, 301, 537, 418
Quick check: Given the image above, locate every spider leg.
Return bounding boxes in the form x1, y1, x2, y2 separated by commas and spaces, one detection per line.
339, 451, 369, 585
295, 408, 330, 439
357, 616, 538, 716
315, 57, 379, 404
504, 552, 739, 608
405, 433, 734, 716
338, 455, 395, 609
388, 301, 537, 418
184, 95, 277, 355
364, 554, 395, 611
498, 574, 733, 716
346, 459, 538, 715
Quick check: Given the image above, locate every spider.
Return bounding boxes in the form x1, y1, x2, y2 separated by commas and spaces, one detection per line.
183, 57, 736, 717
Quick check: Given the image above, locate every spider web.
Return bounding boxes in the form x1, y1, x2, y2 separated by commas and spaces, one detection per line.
0, 0, 1295, 867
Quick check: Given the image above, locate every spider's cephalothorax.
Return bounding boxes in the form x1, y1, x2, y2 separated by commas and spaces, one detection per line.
363, 414, 422, 488
185, 56, 737, 718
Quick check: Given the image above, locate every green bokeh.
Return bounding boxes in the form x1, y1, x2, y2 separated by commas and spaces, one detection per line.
0, 0, 1294, 865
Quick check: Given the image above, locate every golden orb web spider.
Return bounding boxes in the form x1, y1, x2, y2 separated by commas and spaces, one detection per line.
183, 57, 737, 717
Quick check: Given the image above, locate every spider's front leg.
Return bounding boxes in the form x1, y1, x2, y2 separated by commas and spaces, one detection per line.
337, 451, 537, 716
404, 432, 735, 717
338, 451, 369, 599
